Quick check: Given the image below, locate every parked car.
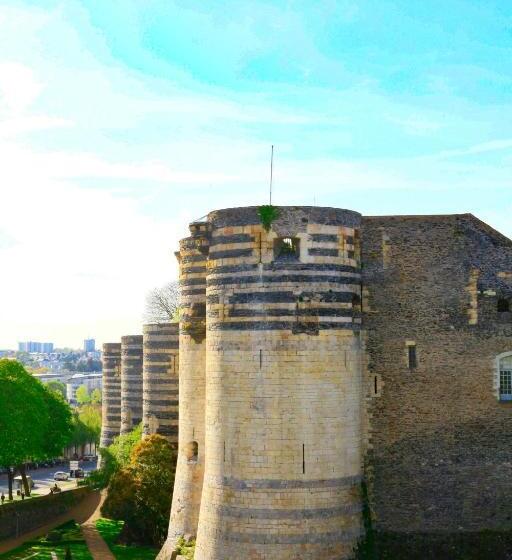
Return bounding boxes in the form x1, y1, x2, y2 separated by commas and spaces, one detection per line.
53, 471, 69, 481
13, 475, 34, 489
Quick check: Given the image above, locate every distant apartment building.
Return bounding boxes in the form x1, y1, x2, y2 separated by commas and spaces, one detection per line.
18, 341, 54, 353
83, 338, 96, 353
66, 372, 102, 404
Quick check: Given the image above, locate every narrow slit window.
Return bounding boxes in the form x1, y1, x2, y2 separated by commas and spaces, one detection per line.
408, 345, 417, 370
374, 376, 378, 395
274, 237, 300, 261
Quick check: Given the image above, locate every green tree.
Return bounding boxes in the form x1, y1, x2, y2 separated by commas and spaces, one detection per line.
88, 424, 142, 490
79, 404, 101, 444
0, 360, 73, 498
90, 388, 102, 404
101, 434, 177, 546
45, 380, 66, 399
39, 387, 73, 460
75, 384, 90, 404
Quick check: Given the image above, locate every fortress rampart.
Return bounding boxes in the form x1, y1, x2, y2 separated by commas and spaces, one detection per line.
142, 322, 180, 442
98, 342, 122, 465
97, 205, 512, 559
120, 335, 144, 435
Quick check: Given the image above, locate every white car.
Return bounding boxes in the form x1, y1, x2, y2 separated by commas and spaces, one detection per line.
53, 471, 69, 481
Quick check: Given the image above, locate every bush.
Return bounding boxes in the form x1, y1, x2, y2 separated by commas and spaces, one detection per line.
176, 536, 196, 559
88, 424, 143, 490
101, 434, 177, 547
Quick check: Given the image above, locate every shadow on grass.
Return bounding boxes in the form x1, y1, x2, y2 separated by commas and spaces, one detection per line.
95, 518, 158, 560
0, 520, 93, 560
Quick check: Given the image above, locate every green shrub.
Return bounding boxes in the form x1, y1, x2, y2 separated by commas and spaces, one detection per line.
258, 205, 279, 232
101, 434, 177, 547
176, 536, 196, 559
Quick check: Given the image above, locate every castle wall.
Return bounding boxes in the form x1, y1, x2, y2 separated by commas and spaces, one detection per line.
120, 335, 143, 435
159, 225, 208, 557
98, 342, 121, 466
142, 322, 179, 443
194, 207, 364, 560
362, 215, 512, 533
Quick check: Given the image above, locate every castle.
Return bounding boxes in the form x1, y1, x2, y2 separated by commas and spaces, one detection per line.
100, 205, 512, 560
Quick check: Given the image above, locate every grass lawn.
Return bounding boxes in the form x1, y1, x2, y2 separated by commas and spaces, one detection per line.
95, 518, 158, 560
0, 520, 93, 560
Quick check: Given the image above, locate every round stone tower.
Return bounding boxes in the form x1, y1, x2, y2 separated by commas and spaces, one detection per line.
142, 322, 179, 443
195, 206, 364, 560
159, 222, 209, 556
98, 342, 122, 467
120, 335, 144, 435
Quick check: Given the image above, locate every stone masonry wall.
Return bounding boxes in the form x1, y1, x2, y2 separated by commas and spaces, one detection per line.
362, 214, 512, 533
98, 342, 121, 465
142, 322, 179, 443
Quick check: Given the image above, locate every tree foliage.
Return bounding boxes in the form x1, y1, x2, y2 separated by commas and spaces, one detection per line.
75, 384, 90, 404
101, 434, 177, 546
90, 388, 102, 404
70, 404, 102, 454
45, 380, 66, 399
88, 424, 143, 489
144, 281, 180, 324
0, 359, 73, 498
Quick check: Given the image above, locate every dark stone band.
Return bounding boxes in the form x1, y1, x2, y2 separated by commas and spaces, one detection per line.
218, 503, 362, 519
144, 340, 179, 350
143, 399, 179, 407
222, 528, 361, 545
207, 274, 359, 287
308, 248, 339, 257
309, 233, 338, 243
209, 320, 360, 332
208, 308, 355, 319
208, 263, 358, 275
209, 233, 254, 246
208, 248, 254, 260
208, 290, 359, 305
218, 474, 361, 490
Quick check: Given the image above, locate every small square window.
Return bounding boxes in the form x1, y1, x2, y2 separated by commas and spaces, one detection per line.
274, 237, 300, 261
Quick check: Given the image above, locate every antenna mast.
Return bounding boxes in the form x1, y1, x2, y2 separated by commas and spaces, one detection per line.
269, 145, 274, 205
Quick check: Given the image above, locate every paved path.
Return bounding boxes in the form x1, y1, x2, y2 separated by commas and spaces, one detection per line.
80, 491, 115, 560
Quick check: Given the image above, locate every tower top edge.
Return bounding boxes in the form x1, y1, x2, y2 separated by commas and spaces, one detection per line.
204, 205, 361, 229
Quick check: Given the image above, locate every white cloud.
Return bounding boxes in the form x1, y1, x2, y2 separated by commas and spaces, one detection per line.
0, 62, 42, 115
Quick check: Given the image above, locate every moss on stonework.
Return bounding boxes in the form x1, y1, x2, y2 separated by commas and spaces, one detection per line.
258, 205, 279, 232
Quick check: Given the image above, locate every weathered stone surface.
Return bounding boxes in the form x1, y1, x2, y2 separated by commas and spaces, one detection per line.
142, 322, 179, 443
362, 214, 512, 533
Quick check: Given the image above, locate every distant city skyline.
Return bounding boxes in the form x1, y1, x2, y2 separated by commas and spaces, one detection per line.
1, 1, 511, 348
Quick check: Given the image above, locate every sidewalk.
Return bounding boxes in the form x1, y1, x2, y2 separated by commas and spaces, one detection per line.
80, 491, 115, 560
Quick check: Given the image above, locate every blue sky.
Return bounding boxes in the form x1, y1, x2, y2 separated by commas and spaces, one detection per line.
0, 0, 511, 348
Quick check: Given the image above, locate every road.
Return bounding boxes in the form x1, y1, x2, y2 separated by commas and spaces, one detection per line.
0, 461, 97, 497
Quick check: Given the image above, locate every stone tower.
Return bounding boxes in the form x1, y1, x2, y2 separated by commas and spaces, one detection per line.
142, 322, 179, 443
98, 342, 122, 467
120, 335, 144, 434
160, 206, 364, 560
159, 223, 209, 556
